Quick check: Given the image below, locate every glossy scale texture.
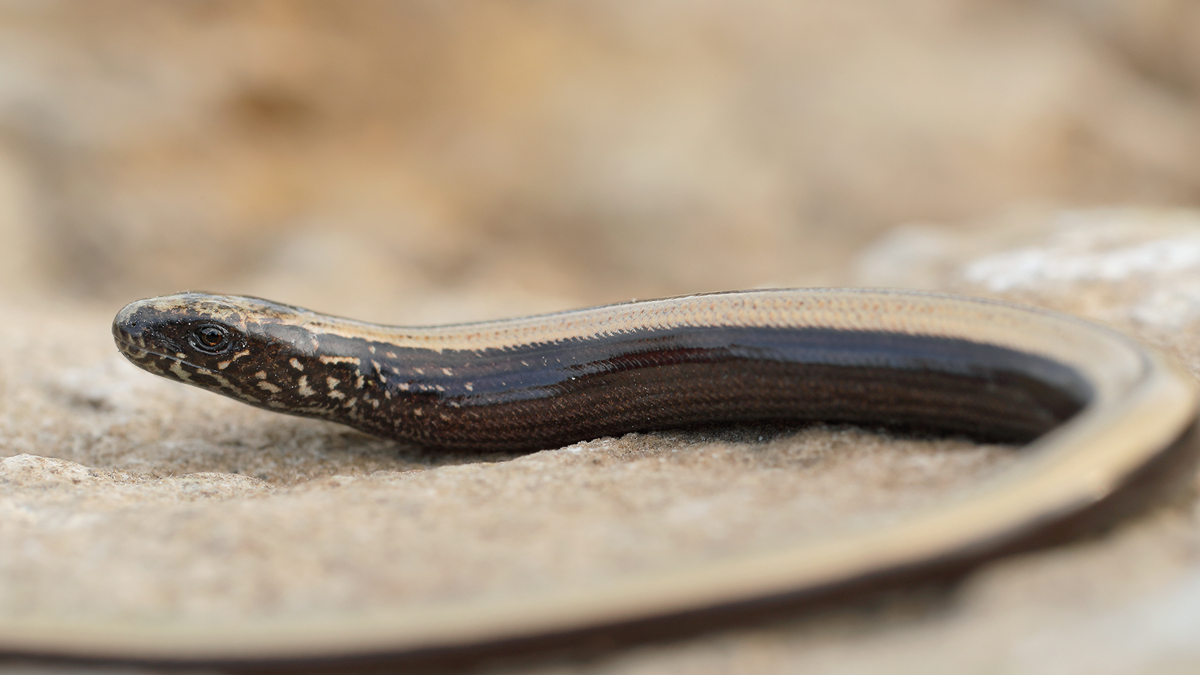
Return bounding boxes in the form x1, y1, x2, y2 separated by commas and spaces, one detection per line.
113, 290, 1090, 450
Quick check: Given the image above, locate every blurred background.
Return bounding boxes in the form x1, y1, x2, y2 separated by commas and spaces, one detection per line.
5, 6, 1200, 671
1, 0, 1199, 321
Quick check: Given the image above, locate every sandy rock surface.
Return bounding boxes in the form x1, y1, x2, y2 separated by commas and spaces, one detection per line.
3, 3, 1200, 673
2, 210, 1200, 675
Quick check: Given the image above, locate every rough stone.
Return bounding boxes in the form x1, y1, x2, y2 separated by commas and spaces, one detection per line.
3, 2, 1200, 673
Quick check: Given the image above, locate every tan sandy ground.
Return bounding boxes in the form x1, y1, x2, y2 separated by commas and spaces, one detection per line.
3, 209, 1200, 674
4, 3, 1200, 672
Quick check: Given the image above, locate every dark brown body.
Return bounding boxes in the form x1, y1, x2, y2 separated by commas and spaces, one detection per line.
301, 327, 1089, 450
113, 293, 1089, 450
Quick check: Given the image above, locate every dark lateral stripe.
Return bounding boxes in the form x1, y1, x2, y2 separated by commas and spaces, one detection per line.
309, 326, 1091, 450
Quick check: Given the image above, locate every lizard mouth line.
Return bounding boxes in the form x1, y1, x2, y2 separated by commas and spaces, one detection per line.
115, 340, 207, 372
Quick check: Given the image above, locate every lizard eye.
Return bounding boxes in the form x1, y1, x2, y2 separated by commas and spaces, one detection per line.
190, 324, 232, 354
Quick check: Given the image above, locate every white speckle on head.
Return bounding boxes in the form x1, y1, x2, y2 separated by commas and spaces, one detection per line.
355, 374, 364, 389
218, 350, 252, 370
413, 367, 424, 375
386, 352, 398, 359
343, 398, 356, 408
298, 376, 315, 397
369, 345, 376, 354
319, 355, 360, 366
255, 371, 267, 380
258, 381, 282, 394
290, 358, 304, 371
329, 390, 346, 400
327, 377, 340, 389
465, 382, 474, 391
413, 407, 423, 417
193, 368, 237, 394
442, 367, 453, 376
398, 382, 410, 391
169, 361, 193, 382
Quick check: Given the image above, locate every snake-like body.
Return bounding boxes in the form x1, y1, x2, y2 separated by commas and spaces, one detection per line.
91, 288, 1199, 668
115, 290, 1108, 450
